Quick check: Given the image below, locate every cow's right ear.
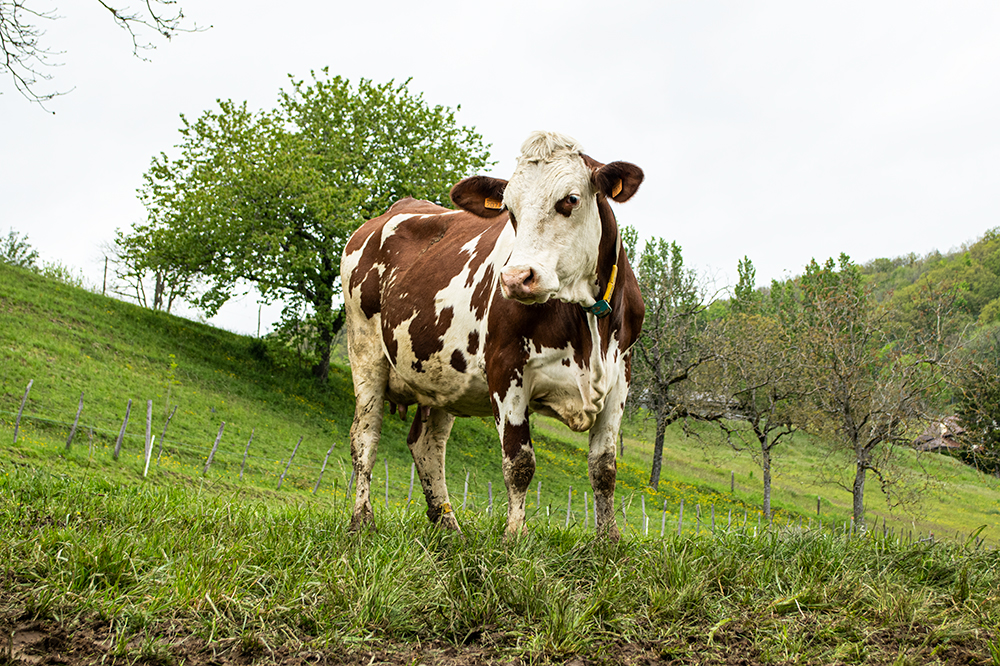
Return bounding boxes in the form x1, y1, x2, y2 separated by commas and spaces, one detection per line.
450, 176, 509, 218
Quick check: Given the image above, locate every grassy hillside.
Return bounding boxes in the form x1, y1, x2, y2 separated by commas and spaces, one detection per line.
2, 262, 1000, 665
2, 260, 999, 540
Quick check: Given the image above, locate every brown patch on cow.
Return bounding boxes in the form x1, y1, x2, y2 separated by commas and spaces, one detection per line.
409, 305, 454, 371
450, 349, 467, 373
470, 265, 496, 320
589, 447, 617, 497
407, 414, 423, 445
500, 420, 531, 460
467, 331, 480, 355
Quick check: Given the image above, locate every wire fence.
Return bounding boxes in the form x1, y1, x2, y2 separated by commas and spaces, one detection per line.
2, 378, 993, 549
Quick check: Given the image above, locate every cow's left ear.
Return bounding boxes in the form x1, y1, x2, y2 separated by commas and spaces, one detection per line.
450, 176, 509, 218
592, 161, 644, 203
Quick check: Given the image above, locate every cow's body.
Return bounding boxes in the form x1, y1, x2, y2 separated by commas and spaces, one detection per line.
341, 132, 644, 537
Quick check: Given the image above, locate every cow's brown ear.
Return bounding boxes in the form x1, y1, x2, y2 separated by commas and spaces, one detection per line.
450, 176, 509, 218
592, 161, 644, 203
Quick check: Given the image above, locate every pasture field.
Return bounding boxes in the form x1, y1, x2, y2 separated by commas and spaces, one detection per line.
2, 261, 1000, 663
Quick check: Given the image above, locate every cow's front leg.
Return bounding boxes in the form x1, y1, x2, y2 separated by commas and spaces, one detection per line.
497, 412, 535, 537
406, 406, 460, 531
588, 372, 627, 541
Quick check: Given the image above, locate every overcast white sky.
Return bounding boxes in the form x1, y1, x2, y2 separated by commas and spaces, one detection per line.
2, 1, 999, 335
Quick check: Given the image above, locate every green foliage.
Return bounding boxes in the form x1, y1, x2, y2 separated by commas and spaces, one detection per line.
1, 227, 39, 269
125, 71, 492, 380
956, 325, 1000, 473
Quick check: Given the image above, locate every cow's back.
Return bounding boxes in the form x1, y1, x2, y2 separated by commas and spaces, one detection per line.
341, 198, 510, 416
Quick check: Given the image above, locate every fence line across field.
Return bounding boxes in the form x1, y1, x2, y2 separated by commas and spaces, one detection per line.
1, 380, 993, 550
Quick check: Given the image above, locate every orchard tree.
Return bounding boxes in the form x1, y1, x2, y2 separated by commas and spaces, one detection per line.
800, 254, 941, 530
630, 238, 718, 490
1, 0, 200, 105
1, 227, 39, 268
707, 257, 809, 519
129, 71, 492, 381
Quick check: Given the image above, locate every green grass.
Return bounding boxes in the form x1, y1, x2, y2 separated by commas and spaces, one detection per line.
1, 465, 997, 664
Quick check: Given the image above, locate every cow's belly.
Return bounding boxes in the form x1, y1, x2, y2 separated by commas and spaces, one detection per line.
383, 329, 493, 418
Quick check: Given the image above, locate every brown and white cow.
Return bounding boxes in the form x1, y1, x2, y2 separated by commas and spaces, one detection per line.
340, 131, 644, 539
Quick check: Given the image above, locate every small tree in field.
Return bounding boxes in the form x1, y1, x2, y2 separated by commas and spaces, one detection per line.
1, 228, 39, 269
800, 254, 941, 530
955, 324, 1000, 474
630, 238, 717, 490
707, 257, 809, 519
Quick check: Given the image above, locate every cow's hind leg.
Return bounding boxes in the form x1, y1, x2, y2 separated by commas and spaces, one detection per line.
347, 316, 390, 533
407, 406, 460, 531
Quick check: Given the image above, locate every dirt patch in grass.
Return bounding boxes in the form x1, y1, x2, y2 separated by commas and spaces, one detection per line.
1, 612, 993, 666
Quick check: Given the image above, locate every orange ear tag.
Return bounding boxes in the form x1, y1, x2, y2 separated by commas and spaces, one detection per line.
611, 179, 623, 198
484, 197, 503, 210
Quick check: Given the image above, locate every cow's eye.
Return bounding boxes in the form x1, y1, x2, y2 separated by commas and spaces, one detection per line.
555, 194, 582, 217
568, 195, 580, 205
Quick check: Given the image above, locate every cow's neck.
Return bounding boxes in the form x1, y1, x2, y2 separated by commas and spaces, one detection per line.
583, 197, 623, 319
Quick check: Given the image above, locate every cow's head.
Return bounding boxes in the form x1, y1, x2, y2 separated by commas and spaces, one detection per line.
451, 131, 643, 308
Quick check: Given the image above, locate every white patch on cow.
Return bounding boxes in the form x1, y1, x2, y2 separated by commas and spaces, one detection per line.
500, 131, 603, 307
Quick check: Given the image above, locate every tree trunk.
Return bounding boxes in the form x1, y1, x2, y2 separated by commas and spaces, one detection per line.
761, 444, 772, 520
852, 460, 867, 532
649, 414, 667, 490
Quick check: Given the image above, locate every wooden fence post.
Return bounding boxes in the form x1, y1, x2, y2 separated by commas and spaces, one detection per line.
239, 429, 255, 480
313, 440, 336, 494
584, 491, 589, 529
156, 405, 177, 465
677, 498, 684, 537
203, 422, 225, 476
730, 471, 734, 493
536, 480, 541, 508
113, 399, 132, 461
13, 379, 33, 445
641, 495, 648, 535
277, 436, 303, 490
488, 481, 494, 515
66, 392, 84, 451
408, 463, 415, 503
463, 470, 469, 511
385, 458, 390, 510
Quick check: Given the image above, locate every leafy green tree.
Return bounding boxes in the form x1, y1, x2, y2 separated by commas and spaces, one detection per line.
630, 238, 717, 490
129, 71, 492, 381
955, 325, 1000, 474
0, 228, 39, 269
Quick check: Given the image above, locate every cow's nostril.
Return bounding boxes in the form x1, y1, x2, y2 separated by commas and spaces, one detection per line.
523, 269, 534, 287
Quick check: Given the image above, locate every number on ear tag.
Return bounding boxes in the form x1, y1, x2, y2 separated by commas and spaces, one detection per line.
484, 197, 503, 210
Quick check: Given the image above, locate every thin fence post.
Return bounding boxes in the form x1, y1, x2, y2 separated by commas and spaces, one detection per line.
711, 504, 716, 532
566, 486, 572, 528
156, 405, 179, 464
144, 399, 153, 467
661, 500, 667, 537
313, 440, 336, 495
66, 392, 84, 451
202, 422, 225, 476
113, 399, 132, 461
463, 470, 470, 511
584, 491, 589, 529
13, 379, 34, 445
678, 498, 684, 537
696, 504, 701, 534
817, 496, 821, 516
348, 469, 356, 500
730, 471, 735, 493
143, 436, 155, 478
239, 428, 255, 480
641, 495, 648, 535
488, 481, 494, 514
385, 458, 390, 510
277, 436, 303, 490
408, 463, 415, 504
536, 480, 541, 509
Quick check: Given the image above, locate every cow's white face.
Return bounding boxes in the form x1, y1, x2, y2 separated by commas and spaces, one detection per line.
449, 130, 643, 309
500, 135, 600, 305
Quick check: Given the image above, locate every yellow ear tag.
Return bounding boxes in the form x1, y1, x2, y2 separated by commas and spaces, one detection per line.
611, 179, 623, 198
484, 197, 503, 210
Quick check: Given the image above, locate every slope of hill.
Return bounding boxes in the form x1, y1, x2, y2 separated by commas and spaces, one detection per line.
2, 260, 999, 540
